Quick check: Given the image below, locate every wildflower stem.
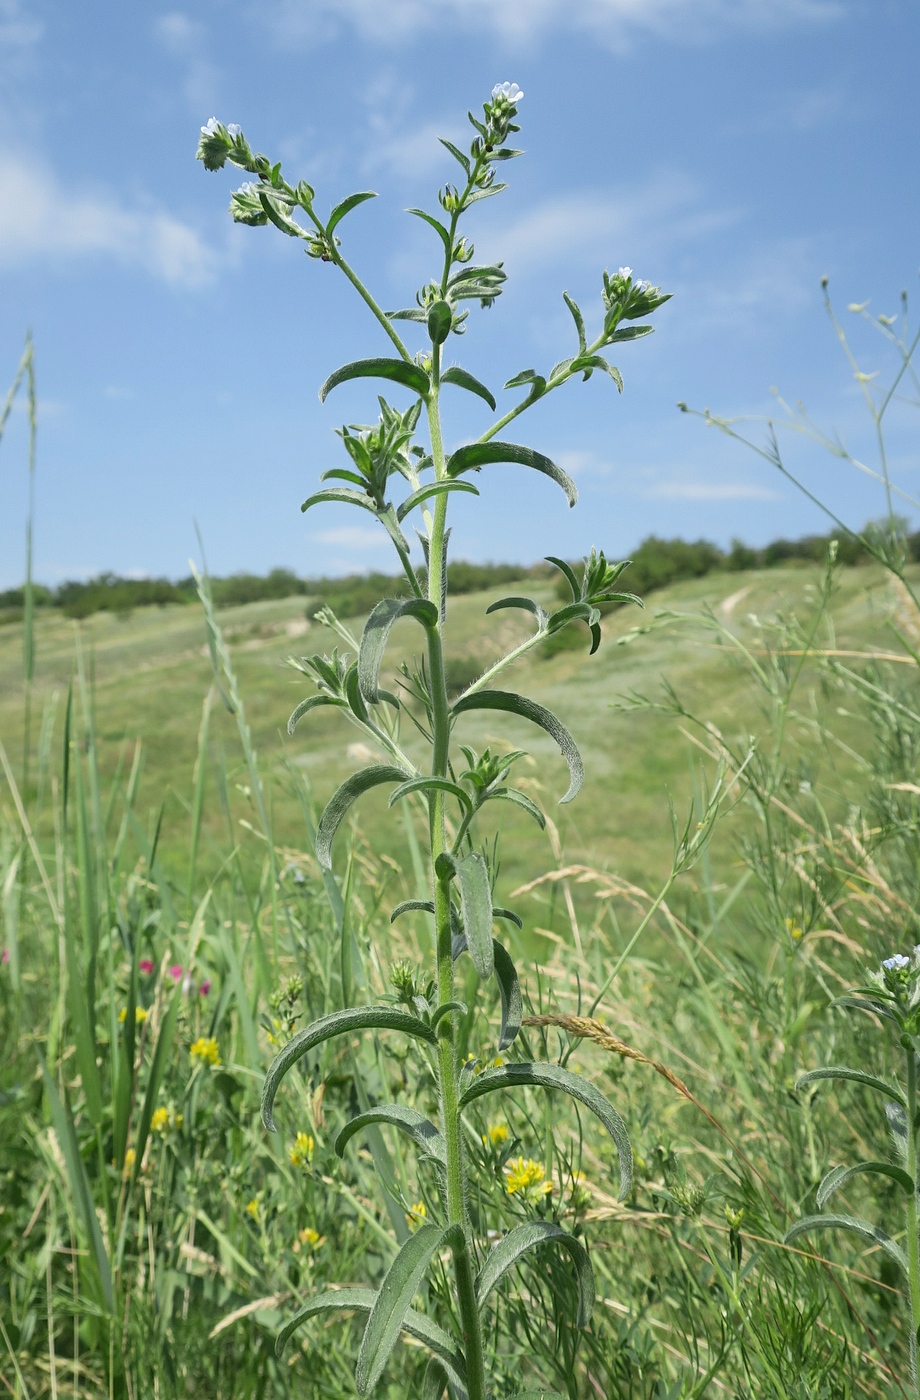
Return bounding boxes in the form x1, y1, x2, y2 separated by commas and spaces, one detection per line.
904, 1047, 920, 1395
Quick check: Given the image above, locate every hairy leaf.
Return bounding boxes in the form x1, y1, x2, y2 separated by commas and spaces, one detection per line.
356, 1225, 458, 1394
301, 487, 378, 516
485, 786, 546, 830
476, 1221, 595, 1326
389, 775, 473, 812
816, 1161, 914, 1207
396, 480, 479, 523
446, 441, 576, 508
441, 366, 497, 411
359, 598, 439, 704
335, 1105, 446, 1165
315, 765, 410, 869
452, 690, 584, 804
319, 358, 430, 403
795, 1067, 906, 1107
327, 191, 377, 236
485, 596, 548, 629
391, 899, 435, 922
438, 851, 493, 979
460, 1062, 632, 1199
428, 301, 453, 345
275, 1288, 467, 1390
493, 940, 523, 1050
563, 291, 587, 355
262, 1006, 437, 1132
784, 1214, 909, 1279
287, 694, 348, 735
607, 324, 654, 343
408, 208, 453, 258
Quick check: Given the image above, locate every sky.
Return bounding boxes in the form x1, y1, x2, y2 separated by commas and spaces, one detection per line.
0, 0, 918, 588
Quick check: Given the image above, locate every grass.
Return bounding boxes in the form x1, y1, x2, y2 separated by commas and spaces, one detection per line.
3, 552, 920, 1398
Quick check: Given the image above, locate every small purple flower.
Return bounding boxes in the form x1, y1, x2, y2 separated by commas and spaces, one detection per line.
168, 964, 183, 983
1, 948, 9, 966
199, 980, 211, 997
140, 959, 155, 975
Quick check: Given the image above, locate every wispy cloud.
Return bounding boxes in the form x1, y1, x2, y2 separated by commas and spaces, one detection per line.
0, 0, 42, 49
261, 0, 842, 50
645, 480, 782, 500
311, 526, 390, 549
153, 11, 219, 112
0, 152, 220, 286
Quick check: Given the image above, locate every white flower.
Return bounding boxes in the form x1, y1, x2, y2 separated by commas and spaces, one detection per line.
491, 82, 523, 103
634, 279, 648, 292
227, 123, 242, 138
201, 116, 221, 135
616, 266, 633, 280
883, 953, 910, 971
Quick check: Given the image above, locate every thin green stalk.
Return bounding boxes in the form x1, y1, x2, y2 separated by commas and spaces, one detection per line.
905, 1050, 920, 1395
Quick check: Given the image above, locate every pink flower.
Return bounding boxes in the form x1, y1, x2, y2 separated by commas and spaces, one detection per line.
140, 959, 155, 975
1, 948, 9, 965
199, 980, 211, 996
168, 965, 183, 982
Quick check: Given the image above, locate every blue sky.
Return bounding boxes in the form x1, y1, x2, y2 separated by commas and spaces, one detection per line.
0, 0, 917, 587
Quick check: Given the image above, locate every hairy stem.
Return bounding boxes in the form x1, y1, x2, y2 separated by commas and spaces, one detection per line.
905, 1049, 920, 1395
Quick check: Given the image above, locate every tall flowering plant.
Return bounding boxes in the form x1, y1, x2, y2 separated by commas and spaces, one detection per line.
199, 84, 669, 1399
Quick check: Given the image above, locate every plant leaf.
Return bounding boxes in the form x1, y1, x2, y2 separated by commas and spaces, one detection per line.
493, 939, 522, 1050
428, 300, 453, 346
262, 1006, 437, 1132
570, 355, 623, 391
275, 1287, 467, 1391
441, 367, 496, 411
396, 480, 479, 523
816, 1161, 914, 1207
452, 690, 584, 804
485, 596, 549, 630
476, 1221, 595, 1326
301, 487, 378, 516
607, 324, 654, 343
391, 899, 435, 922
407, 208, 453, 258
356, 1224, 457, 1395
446, 441, 577, 508
545, 555, 580, 602
784, 1214, 909, 1279
438, 139, 471, 175
335, 1105, 446, 1165
319, 358, 430, 403
315, 765, 411, 869
485, 786, 546, 830
287, 694, 348, 735
327, 191, 376, 236
359, 598, 439, 704
493, 907, 523, 928
795, 1067, 906, 1108
459, 1062, 632, 1199
389, 776, 473, 812
438, 851, 493, 979
563, 292, 587, 355
131, 989, 182, 1190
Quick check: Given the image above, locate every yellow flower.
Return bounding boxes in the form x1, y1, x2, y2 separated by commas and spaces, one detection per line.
245, 1198, 260, 1220
482, 1122, 509, 1147
118, 1007, 127, 1023
123, 1148, 136, 1178
785, 917, 803, 941
406, 1201, 427, 1228
289, 1131, 314, 1168
190, 1036, 221, 1066
504, 1157, 552, 1201
151, 1107, 169, 1133
293, 1226, 325, 1254
136, 1006, 148, 1024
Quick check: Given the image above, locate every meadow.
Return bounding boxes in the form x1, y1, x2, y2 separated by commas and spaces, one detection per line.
3, 547, 919, 1397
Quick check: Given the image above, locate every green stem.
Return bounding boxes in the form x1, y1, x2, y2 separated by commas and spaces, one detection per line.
331, 250, 412, 362
905, 1049, 920, 1395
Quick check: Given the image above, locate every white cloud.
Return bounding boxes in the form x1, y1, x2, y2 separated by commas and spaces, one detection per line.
262, 0, 842, 49
154, 11, 219, 111
482, 173, 739, 276
0, 152, 219, 286
0, 0, 42, 48
311, 526, 390, 549
645, 480, 782, 500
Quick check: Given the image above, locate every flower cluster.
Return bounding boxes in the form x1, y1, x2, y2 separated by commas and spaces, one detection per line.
289, 1131, 314, 1168
190, 1036, 221, 1066
504, 1156, 552, 1203
151, 1105, 183, 1134
293, 1226, 325, 1254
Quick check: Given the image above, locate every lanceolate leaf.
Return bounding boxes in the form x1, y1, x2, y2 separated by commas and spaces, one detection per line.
275, 1288, 467, 1391
485, 786, 546, 830
784, 1214, 909, 1279
301, 487, 378, 516
452, 690, 584, 804
389, 776, 473, 812
326, 191, 377, 236
493, 940, 522, 1050
545, 555, 579, 601
816, 1161, 914, 1208
356, 1225, 459, 1395
315, 765, 411, 869
563, 291, 587, 355
485, 596, 549, 630
476, 1221, 595, 1327
459, 1062, 632, 1200
391, 899, 435, 922
262, 1006, 437, 1132
438, 851, 494, 979
359, 598, 439, 704
407, 208, 452, 258
445, 441, 577, 508
287, 694, 347, 735
607, 324, 654, 343
795, 1067, 906, 1108
441, 367, 497, 411
427, 300, 453, 345
319, 358, 430, 403
131, 989, 182, 1190
335, 1105, 447, 1165
396, 480, 479, 523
